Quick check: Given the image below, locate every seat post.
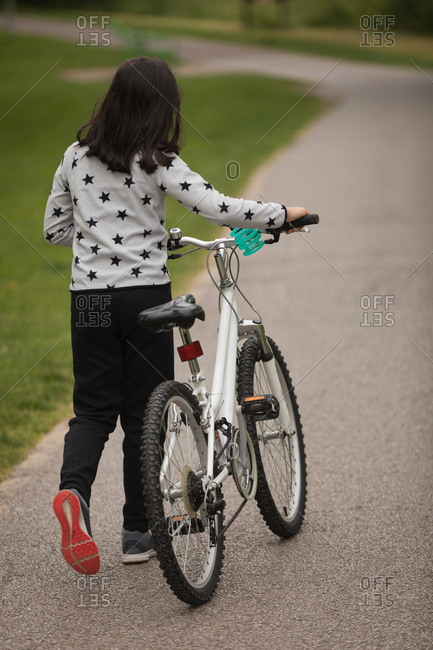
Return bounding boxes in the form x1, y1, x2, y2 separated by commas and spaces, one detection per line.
178, 327, 202, 379
179, 327, 193, 347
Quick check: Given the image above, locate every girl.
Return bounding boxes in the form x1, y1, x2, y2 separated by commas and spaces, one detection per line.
45, 56, 308, 575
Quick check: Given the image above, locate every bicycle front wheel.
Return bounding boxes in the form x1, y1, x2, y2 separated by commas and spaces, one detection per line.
141, 381, 224, 606
237, 337, 307, 538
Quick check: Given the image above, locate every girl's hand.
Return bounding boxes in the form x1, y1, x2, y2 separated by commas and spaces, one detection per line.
284, 206, 310, 234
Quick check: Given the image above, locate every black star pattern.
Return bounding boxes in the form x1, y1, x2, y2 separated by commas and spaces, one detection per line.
116, 209, 128, 221
124, 176, 135, 188
99, 192, 110, 203
180, 181, 191, 191
256, 201, 263, 205
157, 240, 164, 250
192, 206, 200, 214
113, 234, 123, 245
63, 185, 70, 193
219, 202, 229, 213
74, 256, 80, 264
142, 229, 152, 238
107, 284, 115, 289
87, 270, 97, 281
73, 195, 78, 206
71, 156, 78, 169
45, 232, 54, 242
111, 256, 121, 266
131, 267, 142, 277
90, 244, 100, 255
267, 217, 276, 227
204, 182, 213, 190
161, 264, 169, 276
165, 161, 174, 170
52, 207, 63, 217
140, 249, 150, 260
141, 194, 151, 205
244, 209, 254, 220
160, 218, 165, 225
159, 183, 167, 192
76, 231, 84, 241
82, 174, 94, 185
107, 166, 116, 173
86, 218, 98, 228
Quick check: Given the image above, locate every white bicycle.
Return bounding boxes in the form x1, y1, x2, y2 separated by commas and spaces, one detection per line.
138, 214, 319, 605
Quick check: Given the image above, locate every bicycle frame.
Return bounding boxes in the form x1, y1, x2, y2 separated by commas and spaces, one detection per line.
175, 236, 294, 494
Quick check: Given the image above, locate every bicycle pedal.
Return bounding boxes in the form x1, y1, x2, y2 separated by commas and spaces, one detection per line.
241, 394, 280, 421
167, 514, 205, 535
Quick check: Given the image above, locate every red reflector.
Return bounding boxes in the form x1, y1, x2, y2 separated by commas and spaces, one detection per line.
177, 341, 203, 362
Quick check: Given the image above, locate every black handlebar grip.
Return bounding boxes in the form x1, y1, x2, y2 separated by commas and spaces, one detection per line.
283, 213, 320, 231
264, 213, 319, 244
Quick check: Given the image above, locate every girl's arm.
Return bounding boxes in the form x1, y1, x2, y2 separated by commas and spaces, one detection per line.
43, 156, 75, 247
154, 155, 287, 230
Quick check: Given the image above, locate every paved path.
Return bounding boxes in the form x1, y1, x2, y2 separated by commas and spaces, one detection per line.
1, 17, 432, 650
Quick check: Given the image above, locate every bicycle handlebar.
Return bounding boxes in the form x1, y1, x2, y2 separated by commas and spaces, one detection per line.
172, 234, 236, 250
167, 213, 319, 255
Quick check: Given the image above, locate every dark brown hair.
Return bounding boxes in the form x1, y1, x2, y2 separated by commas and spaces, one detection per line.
77, 57, 182, 174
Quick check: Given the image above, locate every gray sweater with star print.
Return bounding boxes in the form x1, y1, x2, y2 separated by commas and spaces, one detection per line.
44, 142, 286, 291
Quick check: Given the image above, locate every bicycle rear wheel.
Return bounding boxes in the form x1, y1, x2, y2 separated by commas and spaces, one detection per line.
237, 337, 307, 538
140, 381, 224, 605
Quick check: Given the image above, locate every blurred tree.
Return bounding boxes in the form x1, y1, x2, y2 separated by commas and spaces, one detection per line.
240, 0, 255, 28
276, 0, 291, 28
240, 0, 291, 29
381, 0, 433, 33
4, 0, 17, 38
20, 0, 119, 8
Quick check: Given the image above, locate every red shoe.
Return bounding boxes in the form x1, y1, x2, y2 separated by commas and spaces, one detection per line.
53, 489, 100, 574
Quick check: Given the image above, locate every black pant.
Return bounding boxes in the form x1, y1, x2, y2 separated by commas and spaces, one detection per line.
60, 285, 173, 532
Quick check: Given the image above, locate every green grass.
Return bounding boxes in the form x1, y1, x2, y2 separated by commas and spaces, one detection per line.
0, 33, 325, 479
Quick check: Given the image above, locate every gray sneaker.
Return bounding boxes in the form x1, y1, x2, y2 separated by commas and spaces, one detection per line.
121, 529, 157, 564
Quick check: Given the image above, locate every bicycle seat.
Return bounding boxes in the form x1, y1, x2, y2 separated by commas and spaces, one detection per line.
137, 294, 205, 333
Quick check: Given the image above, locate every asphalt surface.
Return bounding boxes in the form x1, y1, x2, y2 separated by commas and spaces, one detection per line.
1, 18, 432, 650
